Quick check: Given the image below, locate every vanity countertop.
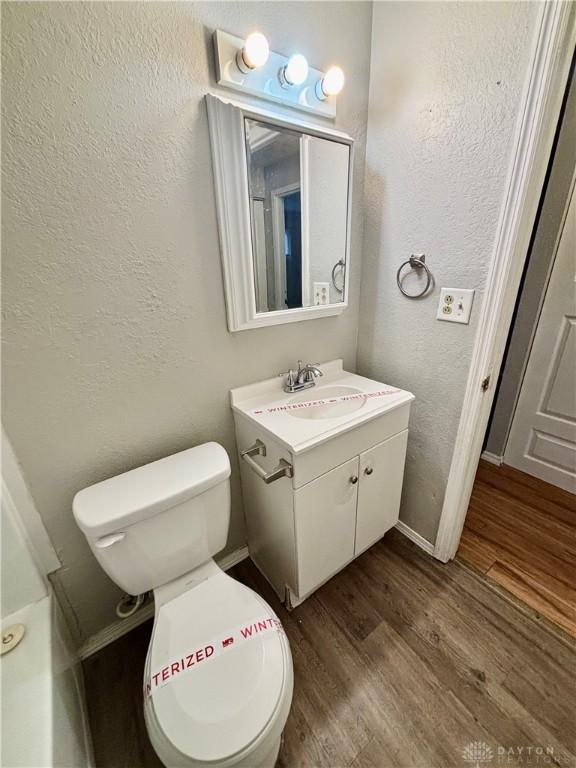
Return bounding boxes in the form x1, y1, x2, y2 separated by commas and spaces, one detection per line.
230, 360, 414, 454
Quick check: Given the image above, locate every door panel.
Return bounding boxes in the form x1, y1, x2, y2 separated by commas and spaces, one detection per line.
505, 185, 576, 493
355, 430, 409, 555
294, 456, 359, 597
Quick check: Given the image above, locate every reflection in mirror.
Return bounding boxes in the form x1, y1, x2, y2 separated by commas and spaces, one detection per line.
304, 134, 349, 306
245, 118, 350, 314
245, 120, 302, 311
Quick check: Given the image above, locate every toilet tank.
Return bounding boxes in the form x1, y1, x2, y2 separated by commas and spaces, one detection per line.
73, 443, 231, 596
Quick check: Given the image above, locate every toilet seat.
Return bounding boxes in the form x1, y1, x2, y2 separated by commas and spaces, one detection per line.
144, 570, 292, 766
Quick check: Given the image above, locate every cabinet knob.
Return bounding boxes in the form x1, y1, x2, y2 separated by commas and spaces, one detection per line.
364, 467, 374, 476
350, 475, 358, 485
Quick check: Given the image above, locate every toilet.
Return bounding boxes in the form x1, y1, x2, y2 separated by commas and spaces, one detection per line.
73, 442, 293, 768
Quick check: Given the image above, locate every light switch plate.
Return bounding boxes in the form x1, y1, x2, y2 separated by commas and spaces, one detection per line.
437, 287, 475, 324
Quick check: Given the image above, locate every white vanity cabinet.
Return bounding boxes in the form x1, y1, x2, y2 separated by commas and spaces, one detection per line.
355, 430, 409, 555
294, 456, 359, 598
292, 430, 409, 599
231, 363, 413, 608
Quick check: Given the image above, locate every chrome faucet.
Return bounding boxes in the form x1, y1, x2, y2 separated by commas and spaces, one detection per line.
281, 361, 324, 394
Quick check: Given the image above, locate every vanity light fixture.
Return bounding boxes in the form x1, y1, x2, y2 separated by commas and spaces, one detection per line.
315, 65, 345, 100
236, 31, 270, 73
279, 53, 309, 88
213, 29, 339, 118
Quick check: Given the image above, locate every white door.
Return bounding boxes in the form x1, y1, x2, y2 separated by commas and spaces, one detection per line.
294, 456, 358, 597
355, 430, 409, 555
505, 183, 576, 493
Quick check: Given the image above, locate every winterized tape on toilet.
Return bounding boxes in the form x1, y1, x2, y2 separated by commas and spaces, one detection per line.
144, 615, 285, 699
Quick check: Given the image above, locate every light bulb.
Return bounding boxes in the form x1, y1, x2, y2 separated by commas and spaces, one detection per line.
316, 65, 345, 100
237, 32, 269, 72
280, 53, 309, 88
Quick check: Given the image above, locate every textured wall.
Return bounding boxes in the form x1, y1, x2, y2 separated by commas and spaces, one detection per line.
1, 1, 372, 638
358, 1, 542, 543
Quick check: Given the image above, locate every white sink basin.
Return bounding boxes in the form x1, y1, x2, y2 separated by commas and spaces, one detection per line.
231, 360, 415, 454
288, 385, 367, 420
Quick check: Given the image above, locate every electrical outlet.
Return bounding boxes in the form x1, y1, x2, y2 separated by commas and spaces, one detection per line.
437, 287, 475, 324
313, 282, 330, 306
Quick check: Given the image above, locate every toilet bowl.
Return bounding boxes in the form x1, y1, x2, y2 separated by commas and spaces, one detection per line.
73, 442, 293, 768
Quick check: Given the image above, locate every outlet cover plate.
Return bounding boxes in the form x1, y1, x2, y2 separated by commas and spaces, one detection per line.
437, 287, 475, 324
313, 282, 330, 306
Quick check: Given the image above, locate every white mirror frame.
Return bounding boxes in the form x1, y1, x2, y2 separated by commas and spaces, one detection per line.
206, 94, 354, 332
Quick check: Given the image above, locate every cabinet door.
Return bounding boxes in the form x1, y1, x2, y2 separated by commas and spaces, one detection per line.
355, 430, 408, 555
294, 456, 359, 598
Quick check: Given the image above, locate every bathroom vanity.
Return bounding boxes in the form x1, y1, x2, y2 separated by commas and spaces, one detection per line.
231, 360, 414, 607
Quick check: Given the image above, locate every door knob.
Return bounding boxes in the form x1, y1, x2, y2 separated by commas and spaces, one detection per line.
350, 475, 358, 485
364, 467, 373, 475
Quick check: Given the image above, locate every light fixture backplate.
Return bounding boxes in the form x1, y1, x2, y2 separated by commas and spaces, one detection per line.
213, 30, 337, 119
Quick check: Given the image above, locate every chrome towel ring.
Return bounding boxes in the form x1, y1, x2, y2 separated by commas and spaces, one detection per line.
331, 259, 345, 294
396, 254, 434, 298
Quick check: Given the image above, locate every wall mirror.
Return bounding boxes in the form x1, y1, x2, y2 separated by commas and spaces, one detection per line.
207, 94, 353, 331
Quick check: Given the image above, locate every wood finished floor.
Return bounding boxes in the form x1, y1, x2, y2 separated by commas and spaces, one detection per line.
457, 460, 576, 638
83, 530, 576, 768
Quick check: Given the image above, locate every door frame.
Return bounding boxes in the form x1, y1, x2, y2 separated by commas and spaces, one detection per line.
250, 196, 268, 312
271, 181, 301, 309
434, 1, 575, 563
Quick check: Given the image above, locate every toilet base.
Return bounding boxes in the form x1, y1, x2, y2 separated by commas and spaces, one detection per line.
238, 736, 280, 768
146, 721, 282, 768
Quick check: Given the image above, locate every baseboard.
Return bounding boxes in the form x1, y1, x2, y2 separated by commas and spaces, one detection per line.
217, 544, 250, 572
481, 451, 504, 466
79, 545, 249, 660
78, 601, 155, 660
394, 520, 435, 556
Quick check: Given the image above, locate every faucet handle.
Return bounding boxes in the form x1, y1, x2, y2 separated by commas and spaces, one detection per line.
279, 369, 296, 385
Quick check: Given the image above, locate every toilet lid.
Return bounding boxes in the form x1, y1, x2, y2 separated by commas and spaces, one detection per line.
145, 572, 289, 764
